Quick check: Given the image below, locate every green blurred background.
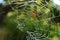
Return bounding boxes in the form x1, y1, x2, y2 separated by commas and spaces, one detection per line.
0, 0, 60, 40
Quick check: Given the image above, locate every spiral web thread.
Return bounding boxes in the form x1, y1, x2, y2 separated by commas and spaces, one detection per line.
8, 0, 60, 40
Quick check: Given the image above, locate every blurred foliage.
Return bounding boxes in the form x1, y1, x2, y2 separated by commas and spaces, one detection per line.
0, 0, 60, 40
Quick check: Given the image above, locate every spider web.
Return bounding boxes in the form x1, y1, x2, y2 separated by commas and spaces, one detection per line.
7, 0, 60, 40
